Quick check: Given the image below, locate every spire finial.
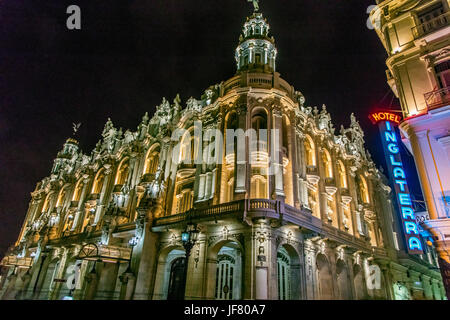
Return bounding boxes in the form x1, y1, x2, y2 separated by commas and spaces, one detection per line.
247, 0, 259, 12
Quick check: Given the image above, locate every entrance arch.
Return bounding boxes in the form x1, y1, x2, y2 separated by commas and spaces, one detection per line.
277, 244, 301, 300
167, 257, 186, 300
206, 240, 243, 300
316, 254, 333, 299
152, 246, 186, 300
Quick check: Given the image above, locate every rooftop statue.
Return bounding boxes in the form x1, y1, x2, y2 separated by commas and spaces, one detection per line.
248, 0, 259, 12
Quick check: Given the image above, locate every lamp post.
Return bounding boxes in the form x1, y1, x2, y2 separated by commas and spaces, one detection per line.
180, 224, 199, 300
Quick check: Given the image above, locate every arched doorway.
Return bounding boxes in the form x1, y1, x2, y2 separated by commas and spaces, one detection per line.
276, 244, 302, 300
214, 242, 242, 300
277, 246, 291, 300
336, 260, 351, 300
167, 257, 186, 300
316, 254, 333, 299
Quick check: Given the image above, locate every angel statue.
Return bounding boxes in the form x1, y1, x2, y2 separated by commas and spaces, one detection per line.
72, 122, 81, 135
248, 0, 259, 12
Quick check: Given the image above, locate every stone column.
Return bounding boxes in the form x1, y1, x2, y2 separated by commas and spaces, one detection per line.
380, 264, 394, 300
133, 205, 161, 300
303, 240, 316, 300
186, 239, 206, 299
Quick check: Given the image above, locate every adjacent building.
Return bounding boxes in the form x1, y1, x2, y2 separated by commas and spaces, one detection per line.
370, 0, 450, 297
0, 8, 445, 300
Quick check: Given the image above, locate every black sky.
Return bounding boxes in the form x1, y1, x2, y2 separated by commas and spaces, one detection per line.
0, 0, 424, 258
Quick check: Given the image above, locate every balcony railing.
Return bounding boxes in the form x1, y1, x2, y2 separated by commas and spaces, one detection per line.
412, 11, 450, 39
424, 86, 450, 111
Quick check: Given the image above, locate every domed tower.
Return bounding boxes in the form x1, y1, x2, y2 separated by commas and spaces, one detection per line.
51, 138, 79, 174
235, 12, 277, 73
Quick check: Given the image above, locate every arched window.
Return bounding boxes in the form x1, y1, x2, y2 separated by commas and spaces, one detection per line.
115, 158, 130, 185
359, 175, 370, 204
41, 193, 53, 214
55, 187, 67, 208
304, 135, 316, 166
176, 189, 193, 214
222, 112, 238, 203
72, 179, 84, 202
338, 160, 347, 188
179, 129, 199, 165
250, 174, 268, 199
251, 109, 268, 152
144, 145, 160, 175
322, 149, 333, 178
91, 168, 105, 194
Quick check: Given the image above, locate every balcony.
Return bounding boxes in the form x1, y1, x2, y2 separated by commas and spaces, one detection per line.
153, 199, 321, 233
412, 11, 450, 40
424, 86, 450, 111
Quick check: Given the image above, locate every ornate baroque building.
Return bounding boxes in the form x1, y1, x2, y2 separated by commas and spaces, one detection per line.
1, 8, 445, 300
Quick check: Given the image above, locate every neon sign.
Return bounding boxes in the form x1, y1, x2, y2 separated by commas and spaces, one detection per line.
369, 112, 401, 125
377, 119, 423, 254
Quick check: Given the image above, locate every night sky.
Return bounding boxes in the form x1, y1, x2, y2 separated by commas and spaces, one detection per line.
0, 0, 424, 258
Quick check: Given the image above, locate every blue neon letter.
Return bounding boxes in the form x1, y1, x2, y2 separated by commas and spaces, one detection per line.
399, 193, 412, 206
401, 207, 415, 219
385, 131, 397, 143
409, 237, 423, 250
393, 167, 406, 179
395, 179, 407, 192
388, 143, 399, 154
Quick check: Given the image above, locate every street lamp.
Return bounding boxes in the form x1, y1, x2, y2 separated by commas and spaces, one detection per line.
180, 224, 199, 300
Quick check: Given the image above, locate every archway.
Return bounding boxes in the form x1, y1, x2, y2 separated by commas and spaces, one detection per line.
336, 259, 351, 300
205, 240, 243, 300
214, 242, 242, 300
152, 246, 186, 300
167, 257, 186, 300
277, 244, 301, 300
316, 254, 333, 299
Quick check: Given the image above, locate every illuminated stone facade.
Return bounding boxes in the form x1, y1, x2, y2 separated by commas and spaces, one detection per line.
0, 10, 445, 300
370, 0, 450, 283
